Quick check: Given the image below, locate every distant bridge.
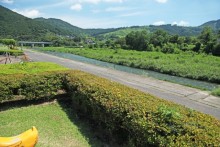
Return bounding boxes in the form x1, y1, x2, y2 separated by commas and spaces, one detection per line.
18, 41, 52, 48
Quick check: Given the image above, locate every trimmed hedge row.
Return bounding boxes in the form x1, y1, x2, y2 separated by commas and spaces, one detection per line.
65, 71, 220, 146
0, 71, 66, 102
0, 70, 220, 146
0, 49, 24, 56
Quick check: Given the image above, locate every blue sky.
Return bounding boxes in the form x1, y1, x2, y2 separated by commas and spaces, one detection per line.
1, 0, 220, 28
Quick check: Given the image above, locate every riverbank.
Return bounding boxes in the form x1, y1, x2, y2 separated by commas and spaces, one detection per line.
37, 47, 220, 84
32, 49, 219, 91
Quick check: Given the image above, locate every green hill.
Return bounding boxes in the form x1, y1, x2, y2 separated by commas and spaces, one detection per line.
34, 17, 85, 36
0, 5, 219, 41
0, 6, 85, 40
200, 19, 220, 30
0, 5, 47, 40
97, 25, 203, 39
149, 24, 202, 36
84, 28, 120, 36
97, 26, 149, 39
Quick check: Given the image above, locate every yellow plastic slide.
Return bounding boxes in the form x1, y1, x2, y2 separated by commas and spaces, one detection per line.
0, 126, 38, 147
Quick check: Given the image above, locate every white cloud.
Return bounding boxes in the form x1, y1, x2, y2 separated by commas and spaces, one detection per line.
0, 0, 13, 4
172, 21, 178, 25
155, 0, 168, 4
12, 9, 41, 18
172, 20, 189, 26
179, 20, 189, 26
70, 4, 82, 11
153, 21, 165, 25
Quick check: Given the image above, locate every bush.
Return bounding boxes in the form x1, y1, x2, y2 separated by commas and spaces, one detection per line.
65, 71, 220, 146
0, 71, 67, 102
212, 43, 220, 56
0, 70, 219, 146
0, 49, 23, 56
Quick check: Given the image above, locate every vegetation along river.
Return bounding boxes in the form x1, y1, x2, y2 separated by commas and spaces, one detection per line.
41, 50, 219, 91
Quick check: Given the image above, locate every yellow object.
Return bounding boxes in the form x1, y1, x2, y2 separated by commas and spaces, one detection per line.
0, 126, 38, 147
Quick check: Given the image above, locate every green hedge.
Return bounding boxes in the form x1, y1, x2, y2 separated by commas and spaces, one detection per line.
0, 71, 66, 102
65, 71, 220, 146
0, 70, 220, 146
0, 49, 23, 56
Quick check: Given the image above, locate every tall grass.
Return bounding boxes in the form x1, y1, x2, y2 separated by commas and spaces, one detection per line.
39, 47, 220, 84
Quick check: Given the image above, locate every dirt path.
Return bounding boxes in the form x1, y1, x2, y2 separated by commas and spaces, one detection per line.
25, 49, 220, 120
0, 55, 22, 64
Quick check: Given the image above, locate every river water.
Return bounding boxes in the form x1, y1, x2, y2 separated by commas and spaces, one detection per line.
42, 51, 219, 91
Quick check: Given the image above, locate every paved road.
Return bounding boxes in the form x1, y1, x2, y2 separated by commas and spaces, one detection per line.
25, 50, 220, 120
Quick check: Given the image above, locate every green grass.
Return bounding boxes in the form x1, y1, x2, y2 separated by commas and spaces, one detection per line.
0, 46, 8, 50
0, 62, 68, 75
39, 47, 220, 84
211, 87, 220, 97
0, 46, 23, 55
0, 100, 104, 147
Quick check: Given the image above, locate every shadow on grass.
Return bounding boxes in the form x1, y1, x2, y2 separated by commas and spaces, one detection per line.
56, 97, 110, 147
0, 95, 108, 147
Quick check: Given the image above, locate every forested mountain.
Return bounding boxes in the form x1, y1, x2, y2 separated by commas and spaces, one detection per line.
84, 28, 120, 36
0, 5, 219, 41
96, 25, 203, 39
200, 19, 220, 30
96, 21, 220, 39
96, 26, 149, 39
0, 6, 85, 40
0, 5, 47, 40
34, 17, 85, 36
148, 25, 202, 36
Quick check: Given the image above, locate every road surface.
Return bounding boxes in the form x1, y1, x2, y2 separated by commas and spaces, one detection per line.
25, 50, 220, 120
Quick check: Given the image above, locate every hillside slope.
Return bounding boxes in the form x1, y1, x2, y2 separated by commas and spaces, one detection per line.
34, 17, 85, 36
0, 5, 47, 40
0, 6, 84, 40
0, 5, 219, 40
200, 19, 220, 30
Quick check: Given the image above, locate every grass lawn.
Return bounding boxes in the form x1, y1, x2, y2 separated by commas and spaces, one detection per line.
0, 100, 104, 147
0, 46, 8, 50
0, 62, 68, 75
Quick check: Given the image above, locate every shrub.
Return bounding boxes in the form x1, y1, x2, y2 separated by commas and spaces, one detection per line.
0, 49, 23, 56
212, 43, 220, 56
0, 71, 67, 102
65, 71, 220, 146
0, 70, 219, 146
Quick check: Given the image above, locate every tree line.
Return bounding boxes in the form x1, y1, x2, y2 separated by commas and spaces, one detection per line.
1, 26, 220, 56
102, 27, 220, 56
